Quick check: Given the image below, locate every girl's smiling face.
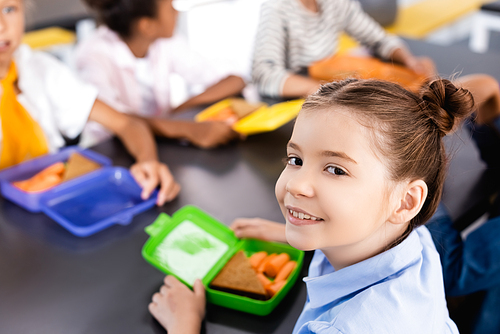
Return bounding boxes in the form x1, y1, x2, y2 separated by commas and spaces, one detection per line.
275, 108, 406, 269
0, 0, 24, 76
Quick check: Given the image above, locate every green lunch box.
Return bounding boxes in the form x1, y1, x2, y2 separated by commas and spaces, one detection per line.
142, 205, 304, 316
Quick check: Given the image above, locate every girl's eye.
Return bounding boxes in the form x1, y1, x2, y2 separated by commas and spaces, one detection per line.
326, 165, 346, 176
3, 6, 16, 14
286, 156, 303, 166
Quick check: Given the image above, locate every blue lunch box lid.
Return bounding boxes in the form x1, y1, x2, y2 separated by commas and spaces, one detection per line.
39, 166, 157, 237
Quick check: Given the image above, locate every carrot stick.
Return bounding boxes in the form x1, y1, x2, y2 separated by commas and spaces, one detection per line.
24, 174, 62, 192
266, 280, 286, 297
205, 107, 237, 122
275, 260, 296, 282
256, 272, 272, 289
264, 253, 290, 278
257, 253, 277, 273
249, 251, 268, 270
36, 162, 65, 177
12, 179, 33, 191
12, 162, 65, 192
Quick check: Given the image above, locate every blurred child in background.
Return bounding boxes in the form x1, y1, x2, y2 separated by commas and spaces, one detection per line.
0, 0, 179, 205
75, 0, 245, 148
251, 0, 434, 98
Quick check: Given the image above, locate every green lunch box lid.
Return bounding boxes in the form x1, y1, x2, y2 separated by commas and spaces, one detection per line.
142, 205, 304, 316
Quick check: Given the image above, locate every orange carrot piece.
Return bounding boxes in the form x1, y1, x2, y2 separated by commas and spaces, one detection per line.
12, 179, 33, 191
256, 272, 272, 289
266, 280, 286, 297
36, 162, 65, 177
258, 253, 277, 273
24, 174, 62, 192
12, 162, 65, 192
249, 251, 268, 270
205, 107, 237, 122
264, 253, 290, 278
275, 260, 296, 282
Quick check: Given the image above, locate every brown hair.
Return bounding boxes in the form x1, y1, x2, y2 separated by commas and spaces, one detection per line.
84, 0, 158, 38
302, 78, 474, 245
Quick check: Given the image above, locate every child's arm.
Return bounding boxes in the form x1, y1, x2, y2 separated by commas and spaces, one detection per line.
342, 0, 436, 79
88, 99, 180, 205
231, 218, 287, 243
172, 75, 245, 113
252, 1, 300, 98
149, 276, 205, 334
390, 47, 436, 79
141, 117, 239, 149
282, 74, 322, 98
455, 74, 500, 125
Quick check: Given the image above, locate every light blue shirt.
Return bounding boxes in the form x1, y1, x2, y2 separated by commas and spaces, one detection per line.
293, 226, 459, 334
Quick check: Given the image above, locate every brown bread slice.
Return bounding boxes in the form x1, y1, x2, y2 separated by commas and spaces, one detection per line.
62, 152, 101, 182
210, 250, 268, 300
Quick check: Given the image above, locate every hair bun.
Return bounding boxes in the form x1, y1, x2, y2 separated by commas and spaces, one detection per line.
420, 79, 475, 136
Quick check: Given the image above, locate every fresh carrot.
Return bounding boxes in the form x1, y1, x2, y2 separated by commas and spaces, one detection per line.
275, 260, 296, 282
11, 179, 32, 191
12, 162, 65, 192
249, 251, 268, 270
257, 253, 277, 273
206, 107, 237, 122
266, 280, 286, 297
264, 253, 290, 278
36, 162, 65, 177
256, 272, 272, 290
23, 174, 62, 192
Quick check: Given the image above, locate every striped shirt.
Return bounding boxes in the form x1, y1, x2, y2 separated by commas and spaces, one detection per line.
252, 0, 405, 97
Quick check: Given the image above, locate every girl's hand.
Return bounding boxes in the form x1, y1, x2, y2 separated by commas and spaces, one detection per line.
185, 121, 240, 149
149, 276, 205, 334
89, 100, 179, 205
390, 48, 436, 80
404, 56, 436, 79
230, 218, 287, 243
130, 161, 180, 206
144, 118, 244, 149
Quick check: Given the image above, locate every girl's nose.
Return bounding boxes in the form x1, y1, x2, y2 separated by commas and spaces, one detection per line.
286, 169, 315, 198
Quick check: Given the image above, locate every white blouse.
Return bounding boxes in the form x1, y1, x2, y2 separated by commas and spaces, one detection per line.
0, 44, 97, 153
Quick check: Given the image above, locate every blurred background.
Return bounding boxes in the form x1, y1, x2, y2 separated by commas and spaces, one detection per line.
25, 0, 500, 62
24, 0, 499, 106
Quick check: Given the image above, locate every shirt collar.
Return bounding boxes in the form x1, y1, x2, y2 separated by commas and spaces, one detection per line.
304, 229, 423, 309
96, 26, 140, 69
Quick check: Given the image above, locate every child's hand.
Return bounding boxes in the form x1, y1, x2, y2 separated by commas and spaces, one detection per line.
130, 161, 180, 206
149, 276, 205, 334
185, 121, 241, 149
404, 56, 436, 79
231, 218, 287, 243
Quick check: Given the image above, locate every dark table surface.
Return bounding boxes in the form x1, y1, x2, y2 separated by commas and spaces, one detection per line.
1, 39, 499, 334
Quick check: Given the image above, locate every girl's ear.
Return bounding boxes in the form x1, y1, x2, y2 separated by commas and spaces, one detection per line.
136, 17, 156, 38
388, 180, 428, 225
